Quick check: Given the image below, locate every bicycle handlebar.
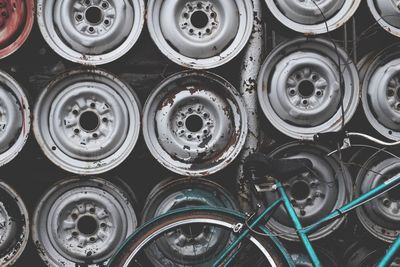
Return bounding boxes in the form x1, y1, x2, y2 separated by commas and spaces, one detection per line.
314, 131, 400, 147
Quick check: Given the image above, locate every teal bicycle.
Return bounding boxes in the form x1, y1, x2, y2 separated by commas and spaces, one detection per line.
108, 132, 400, 267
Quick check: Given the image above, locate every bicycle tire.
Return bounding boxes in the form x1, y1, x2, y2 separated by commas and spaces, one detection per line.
108, 207, 289, 267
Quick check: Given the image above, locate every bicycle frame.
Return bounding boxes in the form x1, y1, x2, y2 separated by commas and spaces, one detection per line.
214, 174, 400, 267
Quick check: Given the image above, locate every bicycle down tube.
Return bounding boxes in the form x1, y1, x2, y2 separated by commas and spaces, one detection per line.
212, 173, 400, 267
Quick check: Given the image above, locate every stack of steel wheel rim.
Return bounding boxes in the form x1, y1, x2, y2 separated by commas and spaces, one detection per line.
0, 0, 398, 266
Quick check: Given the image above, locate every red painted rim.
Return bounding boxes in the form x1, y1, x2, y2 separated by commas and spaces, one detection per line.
0, 0, 34, 59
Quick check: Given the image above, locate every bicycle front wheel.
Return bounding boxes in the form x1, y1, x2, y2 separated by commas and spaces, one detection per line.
108, 208, 287, 267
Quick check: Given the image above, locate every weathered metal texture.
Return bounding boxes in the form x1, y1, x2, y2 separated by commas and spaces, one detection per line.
0, 69, 30, 167
141, 177, 238, 267
355, 153, 400, 243
142, 70, 248, 176
361, 44, 400, 141
344, 241, 400, 267
32, 177, 138, 267
265, 0, 361, 34
258, 37, 360, 140
33, 69, 141, 175
0, 0, 34, 58
264, 142, 353, 241
236, 0, 263, 212
37, 0, 145, 65
368, 0, 400, 38
146, 0, 254, 69
0, 180, 29, 267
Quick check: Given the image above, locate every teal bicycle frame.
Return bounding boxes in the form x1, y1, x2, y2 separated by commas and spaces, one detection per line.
108, 173, 400, 267
213, 174, 400, 267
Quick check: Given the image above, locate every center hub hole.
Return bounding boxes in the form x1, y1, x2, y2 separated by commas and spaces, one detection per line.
298, 80, 315, 98
77, 216, 98, 235
388, 186, 400, 201
291, 181, 310, 200
190, 11, 209, 29
85, 6, 103, 24
181, 223, 203, 238
396, 88, 400, 99
185, 115, 203, 132
79, 111, 99, 132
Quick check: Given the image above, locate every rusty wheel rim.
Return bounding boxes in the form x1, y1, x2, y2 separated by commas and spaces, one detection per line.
142, 71, 248, 176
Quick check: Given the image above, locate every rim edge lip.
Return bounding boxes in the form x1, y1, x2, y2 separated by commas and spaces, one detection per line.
367, 0, 400, 38
33, 69, 141, 175
257, 37, 360, 140
265, 0, 361, 34
36, 0, 145, 65
141, 176, 239, 222
361, 45, 400, 141
0, 0, 35, 59
142, 71, 248, 176
0, 181, 30, 267
0, 70, 31, 168
31, 177, 138, 267
146, 0, 254, 69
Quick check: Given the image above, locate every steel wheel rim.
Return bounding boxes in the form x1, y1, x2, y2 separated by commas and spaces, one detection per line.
142, 177, 238, 266
0, 70, 30, 167
122, 218, 278, 267
368, 0, 400, 38
143, 71, 247, 176
257, 38, 359, 140
265, 0, 361, 34
33, 69, 141, 175
0, 181, 29, 267
362, 44, 400, 141
264, 142, 353, 241
0, 0, 34, 58
147, 0, 253, 69
37, 0, 145, 65
32, 177, 138, 267
355, 155, 400, 243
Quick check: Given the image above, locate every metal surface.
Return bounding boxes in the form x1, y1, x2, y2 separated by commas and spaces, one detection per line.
142, 71, 248, 176
0, 0, 34, 58
142, 177, 238, 220
0, 70, 30, 168
33, 69, 141, 175
361, 44, 400, 141
32, 177, 138, 267
290, 247, 338, 267
265, 0, 361, 34
236, 0, 263, 212
264, 142, 353, 241
368, 0, 400, 38
146, 0, 254, 69
355, 154, 400, 243
0, 180, 29, 267
141, 177, 238, 267
37, 0, 145, 65
258, 38, 359, 140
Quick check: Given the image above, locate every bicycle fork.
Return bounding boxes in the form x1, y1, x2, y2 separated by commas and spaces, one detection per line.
277, 181, 322, 267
